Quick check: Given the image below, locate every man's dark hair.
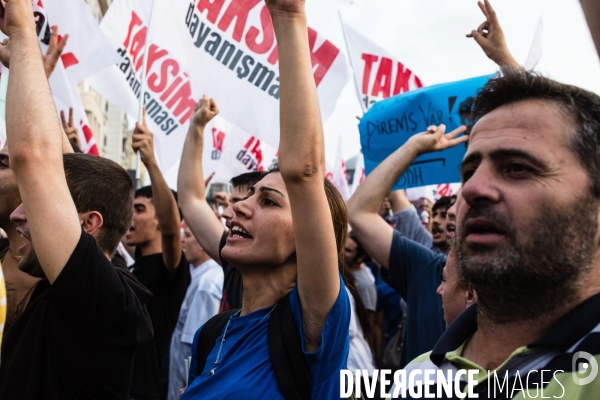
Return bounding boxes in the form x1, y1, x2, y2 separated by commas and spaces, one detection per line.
230, 171, 266, 191
134, 185, 181, 220
469, 67, 600, 197
63, 153, 133, 257
433, 196, 452, 213
135, 185, 179, 203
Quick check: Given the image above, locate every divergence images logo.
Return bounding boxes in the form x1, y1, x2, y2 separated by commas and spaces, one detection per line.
572, 351, 598, 386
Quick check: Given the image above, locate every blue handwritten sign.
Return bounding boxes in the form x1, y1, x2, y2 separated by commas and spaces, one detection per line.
359, 74, 494, 190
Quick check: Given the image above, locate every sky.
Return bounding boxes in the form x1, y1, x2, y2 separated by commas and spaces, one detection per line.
305, 0, 600, 162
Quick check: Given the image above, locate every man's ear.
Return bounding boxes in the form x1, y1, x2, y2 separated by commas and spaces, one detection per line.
465, 283, 477, 307
79, 211, 104, 236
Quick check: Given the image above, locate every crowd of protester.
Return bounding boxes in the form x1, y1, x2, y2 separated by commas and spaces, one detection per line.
0, 0, 599, 399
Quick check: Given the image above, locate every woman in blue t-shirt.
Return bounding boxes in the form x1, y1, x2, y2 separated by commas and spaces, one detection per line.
180, 1, 351, 399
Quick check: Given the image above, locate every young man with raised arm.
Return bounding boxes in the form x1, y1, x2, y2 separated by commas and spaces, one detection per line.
0, 1, 151, 397
124, 116, 191, 400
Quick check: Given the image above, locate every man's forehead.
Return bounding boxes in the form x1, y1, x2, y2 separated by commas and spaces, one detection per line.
469, 100, 570, 144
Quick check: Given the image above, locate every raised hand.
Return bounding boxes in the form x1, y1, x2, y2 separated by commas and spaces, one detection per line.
466, 0, 519, 68
408, 124, 468, 155
191, 95, 219, 129
60, 108, 81, 150
44, 25, 68, 78
1, 0, 36, 38
132, 109, 157, 167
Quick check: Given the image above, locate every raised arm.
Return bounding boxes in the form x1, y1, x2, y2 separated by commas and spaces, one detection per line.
267, 0, 339, 350
3, 0, 80, 283
466, 0, 520, 68
177, 96, 224, 265
132, 115, 182, 272
347, 125, 467, 269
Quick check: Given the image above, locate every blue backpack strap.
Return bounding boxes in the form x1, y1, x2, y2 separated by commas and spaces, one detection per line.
195, 309, 238, 376
268, 293, 312, 400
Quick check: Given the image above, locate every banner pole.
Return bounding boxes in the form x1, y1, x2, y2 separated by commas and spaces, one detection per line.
338, 11, 367, 115
135, 0, 157, 189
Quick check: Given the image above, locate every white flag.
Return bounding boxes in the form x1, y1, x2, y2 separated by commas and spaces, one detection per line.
217, 128, 278, 182
168, 0, 352, 149
350, 152, 365, 195
326, 136, 350, 201
341, 19, 423, 112
43, 0, 121, 85
524, 18, 543, 71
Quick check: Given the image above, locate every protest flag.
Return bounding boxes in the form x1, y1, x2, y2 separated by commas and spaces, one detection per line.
524, 18, 543, 71
340, 18, 423, 112
326, 136, 350, 201
350, 152, 365, 195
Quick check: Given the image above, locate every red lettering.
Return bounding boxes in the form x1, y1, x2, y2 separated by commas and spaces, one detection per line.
267, 45, 279, 65
244, 137, 263, 166
136, 44, 168, 73
361, 54, 379, 95
196, 0, 226, 24
212, 128, 226, 152
393, 61, 412, 95
160, 76, 183, 102
217, 0, 261, 43
123, 11, 143, 50
61, 53, 79, 69
371, 57, 392, 98
148, 59, 179, 93
129, 26, 147, 71
165, 82, 195, 124
414, 75, 423, 88
307, 28, 340, 87
245, 6, 274, 55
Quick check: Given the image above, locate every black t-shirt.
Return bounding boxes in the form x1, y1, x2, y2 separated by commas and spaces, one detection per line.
129, 251, 190, 399
0, 232, 152, 399
218, 231, 243, 312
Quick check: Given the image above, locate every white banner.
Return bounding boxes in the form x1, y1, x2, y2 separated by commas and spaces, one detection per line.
89, 0, 194, 172
43, 0, 120, 85
20, 0, 103, 154
341, 20, 423, 112
169, 0, 352, 149
326, 136, 350, 201
350, 151, 364, 195
218, 128, 278, 182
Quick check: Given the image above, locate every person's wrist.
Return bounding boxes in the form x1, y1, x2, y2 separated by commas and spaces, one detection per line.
269, 9, 307, 25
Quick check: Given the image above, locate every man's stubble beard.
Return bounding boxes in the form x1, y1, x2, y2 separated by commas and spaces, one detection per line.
458, 193, 598, 325
18, 246, 46, 279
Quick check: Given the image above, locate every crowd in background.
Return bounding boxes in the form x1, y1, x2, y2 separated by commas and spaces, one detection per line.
1, 0, 600, 399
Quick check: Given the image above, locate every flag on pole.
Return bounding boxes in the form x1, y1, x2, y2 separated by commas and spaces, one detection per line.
44, 0, 121, 85
29, 0, 102, 155
340, 20, 423, 111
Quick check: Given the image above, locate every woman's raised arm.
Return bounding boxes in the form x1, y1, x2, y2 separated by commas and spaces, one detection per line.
266, 0, 341, 352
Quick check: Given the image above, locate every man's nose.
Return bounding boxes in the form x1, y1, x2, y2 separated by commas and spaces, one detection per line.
10, 203, 26, 224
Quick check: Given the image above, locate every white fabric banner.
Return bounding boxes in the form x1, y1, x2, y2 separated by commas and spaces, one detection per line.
217, 128, 278, 182
168, 0, 352, 149
350, 151, 365, 195
524, 18, 543, 71
341, 20, 423, 112
43, 0, 120, 85
325, 136, 349, 201
9, 0, 104, 155
91, 0, 350, 176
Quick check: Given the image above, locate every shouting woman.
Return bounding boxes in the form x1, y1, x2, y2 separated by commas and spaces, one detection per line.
181, 0, 351, 398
